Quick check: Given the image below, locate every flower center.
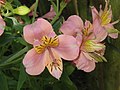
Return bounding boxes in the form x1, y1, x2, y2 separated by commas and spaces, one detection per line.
101, 10, 111, 26
34, 36, 59, 54
83, 22, 92, 36
100, 1, 111, 26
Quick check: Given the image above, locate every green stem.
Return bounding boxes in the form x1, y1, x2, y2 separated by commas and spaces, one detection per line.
4, 46, 28, 63
56, 0, 59, 13
32, 0, 39, 23
2, 12, 13, 17
73, 0, 79, 15
51, 2, 66, 25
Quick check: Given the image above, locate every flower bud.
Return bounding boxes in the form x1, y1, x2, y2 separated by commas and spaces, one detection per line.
13, 6, 30, 15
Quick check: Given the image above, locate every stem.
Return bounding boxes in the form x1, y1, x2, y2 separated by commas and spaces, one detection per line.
2, 12, 13, 17
56, 0, 59, 13
32, 0, 39, 23
73, 0, 79, 15
51, 2, 66, 25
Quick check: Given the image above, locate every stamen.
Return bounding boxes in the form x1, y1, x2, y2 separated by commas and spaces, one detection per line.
34, 36, 59, 54
100, 0, 111, 25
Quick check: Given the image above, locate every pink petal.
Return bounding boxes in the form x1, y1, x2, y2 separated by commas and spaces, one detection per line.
104, 24, 118, 39
74, 52, 95, 72
23, 48, 46, 75
93, 17, 107, 42
0, 16, 5, 36
81, 60, 95, 72
91, 6, 99, 21
109, 33, 118, 39
67, 15, 84, 31
42, 5, 56, 20
91, 6, 108, 42
60, 15, 83, 36
46, 49, 63, 79
84, 20, 93, 34
23, 18, 54, 44
76, 32, 83, 45
54, 35, 79, 60
0, 29, 4, 36
60, 21, 77, 36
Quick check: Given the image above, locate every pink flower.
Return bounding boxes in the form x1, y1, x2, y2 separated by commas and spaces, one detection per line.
60, 15, 106, 72
0, 15, 5, 36
23, 18, 79, 79
42, 5, 56, 20
91, 0, 119, 41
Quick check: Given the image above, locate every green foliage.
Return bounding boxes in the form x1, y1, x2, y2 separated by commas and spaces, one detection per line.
0, 71, 8, 90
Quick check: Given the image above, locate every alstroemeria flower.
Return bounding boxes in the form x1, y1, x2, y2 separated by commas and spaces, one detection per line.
91, 0, 119, 41
23, 18, 79, 79
0, 15, 5, 36
60, 15, 106, 72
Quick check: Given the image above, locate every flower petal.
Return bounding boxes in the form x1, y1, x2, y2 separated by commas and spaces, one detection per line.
46, 49, 63, 79
105, 24, 119, 39
60, 15, 83, 36
0, 29, 4, 36
81, 60, 95, 72
23, 18, 54, 44
91, 6, 99, 21
93, 17, 107, 42
109, 33, 118, 39
0, 16, 5, 36
60, 21, 77, 36
83, 40, 105, 52
67, 15, 84, 31
91, 6, 108, 42
74, 52, 95, 72
76, 32, 83, 45
23, 48, 46, 75
54, 35, 79, 60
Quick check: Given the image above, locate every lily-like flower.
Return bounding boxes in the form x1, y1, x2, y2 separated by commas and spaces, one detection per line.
0, 15, 5, 36
60, 15, 106, 72
23, 18, 79, 79
91, 0, 119, 42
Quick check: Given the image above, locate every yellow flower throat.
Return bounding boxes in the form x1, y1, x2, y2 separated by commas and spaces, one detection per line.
100, 0, 111, 26
34, 36, 59, 54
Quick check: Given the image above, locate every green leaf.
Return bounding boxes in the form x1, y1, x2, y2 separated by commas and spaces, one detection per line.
13, 0, 22, 6
54, 71, 77, 90
3, 46, 28, 63
4, 2, 13, 11
0, 71, 8, 90
0, 33, 15, 47
17, 64, 27, 90
16, 37, 28, 46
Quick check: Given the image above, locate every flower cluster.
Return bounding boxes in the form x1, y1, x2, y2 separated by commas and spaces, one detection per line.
22, 0, 119, 79
0, 0, 119, 80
